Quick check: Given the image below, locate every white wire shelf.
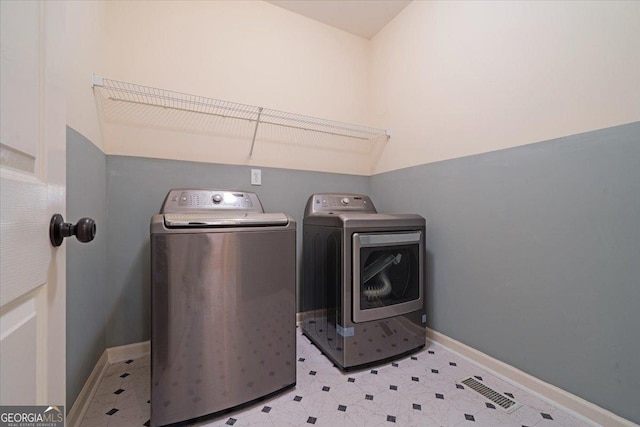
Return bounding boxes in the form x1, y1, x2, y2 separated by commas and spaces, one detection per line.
91, 74, 390, 158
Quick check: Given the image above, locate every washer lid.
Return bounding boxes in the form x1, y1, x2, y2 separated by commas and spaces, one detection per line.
163, 212, 289, 228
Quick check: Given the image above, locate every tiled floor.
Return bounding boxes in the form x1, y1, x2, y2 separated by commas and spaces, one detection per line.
80, 329, 593, 427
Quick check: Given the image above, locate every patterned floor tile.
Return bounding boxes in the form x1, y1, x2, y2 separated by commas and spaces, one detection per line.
79, 329, 594, 427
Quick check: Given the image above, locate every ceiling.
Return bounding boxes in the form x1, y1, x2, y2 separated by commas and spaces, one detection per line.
265, 0, 412, 39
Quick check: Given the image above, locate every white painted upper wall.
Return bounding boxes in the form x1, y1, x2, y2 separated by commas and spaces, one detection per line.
68, 1, 640, 175
65, 0, 106, 151
369, 1, 640, 174
102, 0, 376, 175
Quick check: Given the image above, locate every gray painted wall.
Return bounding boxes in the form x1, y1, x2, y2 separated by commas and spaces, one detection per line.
66, 127, 107, 410
370, 122, 640, 422
105, 156, 370, 347
67, 122, 639, 422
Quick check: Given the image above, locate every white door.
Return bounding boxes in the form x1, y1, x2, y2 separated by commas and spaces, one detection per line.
0, 1, 66, 407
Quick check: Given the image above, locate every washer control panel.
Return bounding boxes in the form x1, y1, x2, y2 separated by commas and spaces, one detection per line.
304, 193, 377, 216
160, 189, 264, 213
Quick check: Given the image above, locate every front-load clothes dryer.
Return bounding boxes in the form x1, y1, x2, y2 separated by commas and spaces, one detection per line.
302, 193, 426, 370
150, 189, 296, 427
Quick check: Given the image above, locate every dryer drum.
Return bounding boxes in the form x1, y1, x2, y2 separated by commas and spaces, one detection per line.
363, 253, 402, 283
363, 270, 393, 300
362, 251, 410, 302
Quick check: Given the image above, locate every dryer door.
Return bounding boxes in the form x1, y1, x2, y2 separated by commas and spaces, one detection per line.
352, 232, 423, 323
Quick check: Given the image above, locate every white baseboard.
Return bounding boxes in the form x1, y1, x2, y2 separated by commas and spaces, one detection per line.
66, 350, 109, 427
67, 341, 151, 427
425, 327, 636, 427
107, 340, 150, 364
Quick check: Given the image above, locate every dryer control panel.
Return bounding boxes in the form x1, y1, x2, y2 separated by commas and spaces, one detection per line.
160, 189, 264, 214
304, 193, 377, 216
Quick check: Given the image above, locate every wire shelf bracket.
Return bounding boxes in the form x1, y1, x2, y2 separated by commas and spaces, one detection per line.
91, 74, 390, 159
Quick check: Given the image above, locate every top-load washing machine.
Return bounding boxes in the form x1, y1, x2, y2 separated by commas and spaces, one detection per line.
150, 189, 296, 426
302, 193, 426, 370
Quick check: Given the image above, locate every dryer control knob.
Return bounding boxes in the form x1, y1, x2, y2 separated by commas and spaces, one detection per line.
341, 197, 350, 205
212, 194, 223, 203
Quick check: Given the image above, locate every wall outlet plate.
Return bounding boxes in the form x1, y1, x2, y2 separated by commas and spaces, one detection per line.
251, 169, 261, 186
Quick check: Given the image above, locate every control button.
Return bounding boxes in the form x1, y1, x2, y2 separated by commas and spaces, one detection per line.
341, 197, 350, 205
212, 194, 223, 203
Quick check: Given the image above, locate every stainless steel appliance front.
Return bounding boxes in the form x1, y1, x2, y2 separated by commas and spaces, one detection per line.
151, 189, 296, 426
302, 193, 426, 370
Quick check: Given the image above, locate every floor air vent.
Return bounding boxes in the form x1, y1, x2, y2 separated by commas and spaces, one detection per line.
460, 377, 521, 413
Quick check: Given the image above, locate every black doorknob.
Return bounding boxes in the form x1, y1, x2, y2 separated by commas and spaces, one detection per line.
50, 214, 96, 247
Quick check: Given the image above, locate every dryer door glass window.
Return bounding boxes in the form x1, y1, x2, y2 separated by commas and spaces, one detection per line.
353, 232, 423, 323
